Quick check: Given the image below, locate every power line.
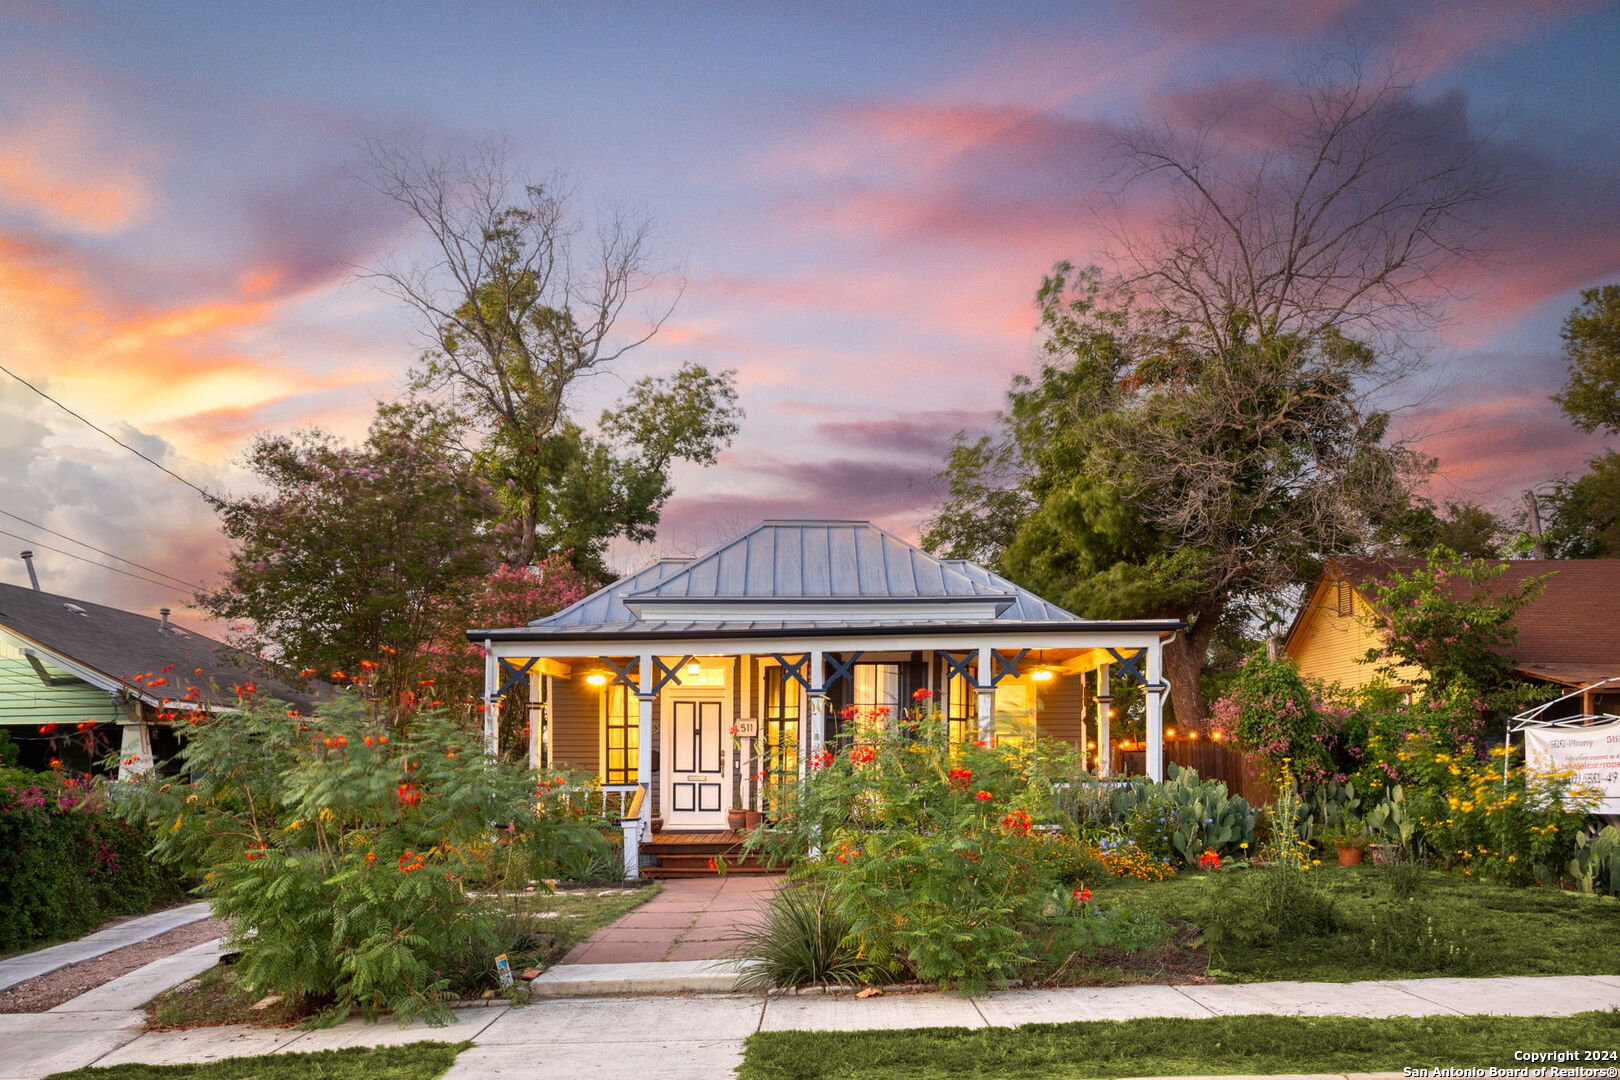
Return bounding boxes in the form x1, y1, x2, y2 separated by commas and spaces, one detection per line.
0, 509, 201, 590
0, 529, 200, 597
0, 361, 218, 503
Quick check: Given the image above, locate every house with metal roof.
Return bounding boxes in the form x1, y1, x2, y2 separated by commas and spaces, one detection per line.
0, 571, 319, 776
469, 520, 1182, 875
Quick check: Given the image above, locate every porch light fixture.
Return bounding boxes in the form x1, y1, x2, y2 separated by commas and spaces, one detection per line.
685, 661, 702, 676
585, 673, 608, 687
1031, 668, 1054, 682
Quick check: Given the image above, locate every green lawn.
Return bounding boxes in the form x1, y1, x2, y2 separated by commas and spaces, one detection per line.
46, 1042, 466, 1080
738, 1012, 1620, 1079
1098, 865, 1620, 983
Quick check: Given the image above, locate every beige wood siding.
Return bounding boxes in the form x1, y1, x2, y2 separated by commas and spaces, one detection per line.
1287, 577, 1422, 691
1037, 671, 1084, 744
549, 674, 601, 776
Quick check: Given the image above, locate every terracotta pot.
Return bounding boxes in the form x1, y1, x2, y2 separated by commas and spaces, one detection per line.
744, 810, 765, 829
1336, 844, 1365, 867
726, 808, 749, 830
648, 816, 663, 834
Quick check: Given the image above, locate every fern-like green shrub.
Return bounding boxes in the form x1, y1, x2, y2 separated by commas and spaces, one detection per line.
110, 695, 614, 1025
746, 701, 1163, 994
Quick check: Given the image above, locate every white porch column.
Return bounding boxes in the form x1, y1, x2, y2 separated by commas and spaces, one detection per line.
527, 671, 544, 770
1096, 665, 1112, 778
482, 639, 499, 757
1145, 642, 1165, 782
636, 654, 654, 830
975, 647, 995, 743
808, 648, 827, 750
116, 721, 152, 780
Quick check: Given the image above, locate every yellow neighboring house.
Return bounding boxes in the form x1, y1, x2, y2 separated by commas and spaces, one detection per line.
1284, 557, 1620, 713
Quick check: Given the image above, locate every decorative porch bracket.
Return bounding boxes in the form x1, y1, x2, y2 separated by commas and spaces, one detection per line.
493, 657, 539, 699
770, 652, 813, 691
989, 648, 1030, 686
650, 654, 696, 695
815, 651, 865, 694
1105, 648, 1159, 690
598, 655, 640, 691
939, 650, 980, 688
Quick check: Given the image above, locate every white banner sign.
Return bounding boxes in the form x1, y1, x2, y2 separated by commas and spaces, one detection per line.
1525, 720, 1620, 814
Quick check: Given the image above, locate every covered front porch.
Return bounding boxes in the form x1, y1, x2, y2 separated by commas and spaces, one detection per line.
479, 630, 1179, 835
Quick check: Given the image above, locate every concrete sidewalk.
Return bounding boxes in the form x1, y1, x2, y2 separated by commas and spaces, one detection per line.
7, 973, 1617, 1080
0, 902, 212, 993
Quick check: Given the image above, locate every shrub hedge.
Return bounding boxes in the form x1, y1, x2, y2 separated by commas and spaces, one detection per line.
0, 766, 189, 954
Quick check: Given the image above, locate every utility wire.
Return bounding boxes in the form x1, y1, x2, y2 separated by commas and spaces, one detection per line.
0, 361, 218, 504
0, 509, 201, 590
0, 528, 200, 597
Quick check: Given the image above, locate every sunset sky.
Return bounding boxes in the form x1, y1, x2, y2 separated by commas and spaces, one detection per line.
2, 0, 1619, 623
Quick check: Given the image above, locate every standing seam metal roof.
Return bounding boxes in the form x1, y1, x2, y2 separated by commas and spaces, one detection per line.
528, 521, 1076, 629
626, 520, 1006, 600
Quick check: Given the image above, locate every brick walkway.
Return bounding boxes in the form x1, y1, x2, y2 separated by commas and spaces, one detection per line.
561, 875, 783, 964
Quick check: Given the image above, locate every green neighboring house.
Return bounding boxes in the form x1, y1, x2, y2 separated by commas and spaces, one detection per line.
0, 579, 318, 777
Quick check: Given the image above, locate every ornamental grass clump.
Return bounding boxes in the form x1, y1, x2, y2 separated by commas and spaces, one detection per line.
748, 697, 1165, 993
111, 693, 616, 1025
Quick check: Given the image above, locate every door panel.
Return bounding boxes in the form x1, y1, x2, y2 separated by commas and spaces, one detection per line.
667, 699, 726, 824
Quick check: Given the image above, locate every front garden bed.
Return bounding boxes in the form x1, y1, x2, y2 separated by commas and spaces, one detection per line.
142, 882, 659, 1030
1100, 864, 1620, 983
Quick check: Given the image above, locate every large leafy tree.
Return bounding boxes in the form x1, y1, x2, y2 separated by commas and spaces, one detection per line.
201, 403, 505, 702
1553, 284, 1620, 435
1536, 286, 1620, 559
365, 142, 742, 572
926, 58, 1491, 726
1542, 451, 1620, 558
1383, 498, 1506, 559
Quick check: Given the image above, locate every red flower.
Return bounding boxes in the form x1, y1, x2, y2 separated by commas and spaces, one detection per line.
1198, 849, 1221, 871
1071, 885, 1092, 903
912, 688, 935, 701
398, 850, 425, 873
707, 858, 718, 871
974, 790, 993, 801
38, 723, 58, 736
1000, 809, 1033, 835
948, 767, 973, 788
809, 749, 837, 771
363, 851, 377, 865
849, 745, 876, 766
396, 783, 422, 808
246, 842, 268, 862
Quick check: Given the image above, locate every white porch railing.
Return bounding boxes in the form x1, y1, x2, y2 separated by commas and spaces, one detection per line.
557, 782, 640, 821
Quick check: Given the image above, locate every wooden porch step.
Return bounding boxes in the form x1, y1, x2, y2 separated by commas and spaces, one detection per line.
643, 830, 746, 856
641, 863, 779, 879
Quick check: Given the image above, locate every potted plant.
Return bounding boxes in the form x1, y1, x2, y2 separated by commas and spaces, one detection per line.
1323, 819, 1369, 866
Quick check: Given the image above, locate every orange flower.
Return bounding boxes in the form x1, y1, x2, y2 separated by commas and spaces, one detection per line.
974, 790, 993, 801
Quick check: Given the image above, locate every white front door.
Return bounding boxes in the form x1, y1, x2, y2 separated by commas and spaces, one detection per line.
664, 697, 729, 828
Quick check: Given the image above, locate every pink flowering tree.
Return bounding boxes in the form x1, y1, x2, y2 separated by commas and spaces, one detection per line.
1210, 652, 1364, 784
421, 556, 594, 738
1361, 546, 1548, 700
